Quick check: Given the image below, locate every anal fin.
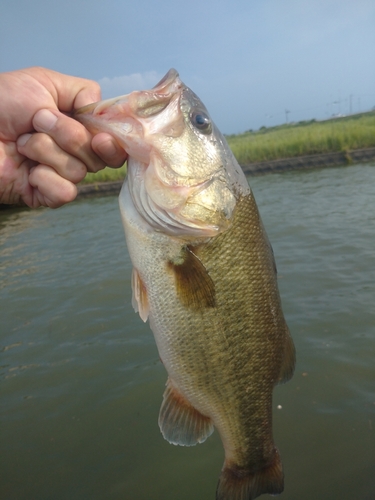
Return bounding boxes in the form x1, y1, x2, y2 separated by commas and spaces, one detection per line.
167, 245, 216, 309
158, 378, 214, 446
131, 268, 149, 322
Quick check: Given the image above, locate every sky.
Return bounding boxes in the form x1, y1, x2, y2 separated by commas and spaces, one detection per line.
1, 0, 375, 134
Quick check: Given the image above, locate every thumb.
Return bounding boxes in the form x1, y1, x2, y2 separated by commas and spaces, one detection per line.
72, 81, 103, 109
32, 68, 103, 110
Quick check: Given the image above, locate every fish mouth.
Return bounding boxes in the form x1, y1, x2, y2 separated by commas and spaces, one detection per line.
73, 69, 182, 128
73, 69, 184, 162
152, 68, 180, 90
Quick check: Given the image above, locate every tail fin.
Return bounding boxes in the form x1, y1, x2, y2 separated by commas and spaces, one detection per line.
216, 450, 284, 500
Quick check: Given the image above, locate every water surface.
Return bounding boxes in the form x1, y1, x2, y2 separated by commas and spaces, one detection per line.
1, 164, 374, 499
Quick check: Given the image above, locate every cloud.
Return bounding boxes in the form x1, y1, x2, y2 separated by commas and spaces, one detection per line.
98, 71, 163, 99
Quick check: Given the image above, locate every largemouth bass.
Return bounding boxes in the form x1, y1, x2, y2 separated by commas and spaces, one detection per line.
74, 69, 295, 500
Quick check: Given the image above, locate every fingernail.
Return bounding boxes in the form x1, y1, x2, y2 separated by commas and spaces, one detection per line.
33, 109, 58, 132
17, 133, 32, 147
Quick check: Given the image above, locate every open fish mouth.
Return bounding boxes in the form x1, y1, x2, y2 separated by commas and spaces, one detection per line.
74, 69, 182, 131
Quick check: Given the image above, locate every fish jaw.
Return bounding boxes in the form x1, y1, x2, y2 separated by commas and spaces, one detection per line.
74, 95, 150, 164
73, 68, 184, 165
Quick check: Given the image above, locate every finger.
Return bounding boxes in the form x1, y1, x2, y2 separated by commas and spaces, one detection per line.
32, 109, 107, 173
72, 80, 102, 109
26, 67, 103, 110
17, 132, 87, 183
91, 133, 128, 168
28, 164, 78, 208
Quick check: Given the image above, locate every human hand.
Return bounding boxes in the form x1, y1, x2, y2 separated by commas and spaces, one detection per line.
0, 67, 127, 208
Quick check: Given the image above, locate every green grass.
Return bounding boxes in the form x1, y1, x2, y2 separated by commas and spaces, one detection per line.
82, 164, 127, 184
81, 111, 375, 183
227, 111, 375, 164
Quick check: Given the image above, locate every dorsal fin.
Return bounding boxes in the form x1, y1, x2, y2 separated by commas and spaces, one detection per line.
167, 245, 216, 309
158, 378, 214, 446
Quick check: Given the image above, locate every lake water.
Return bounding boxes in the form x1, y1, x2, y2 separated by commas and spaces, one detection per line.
1, 164, 374, 500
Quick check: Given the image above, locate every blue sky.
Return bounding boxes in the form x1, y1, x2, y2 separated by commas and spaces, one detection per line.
1, 0, 374, 134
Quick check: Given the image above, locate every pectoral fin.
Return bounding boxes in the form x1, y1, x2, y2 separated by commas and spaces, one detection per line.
158, 378, 214, 446
131, 268, 149, 322
168, 245, 216, 309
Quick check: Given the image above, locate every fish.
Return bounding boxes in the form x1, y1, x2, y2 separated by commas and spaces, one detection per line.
74, 69, 296, 500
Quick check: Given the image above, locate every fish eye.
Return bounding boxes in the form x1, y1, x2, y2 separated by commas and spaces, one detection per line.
190, 111, 212, 134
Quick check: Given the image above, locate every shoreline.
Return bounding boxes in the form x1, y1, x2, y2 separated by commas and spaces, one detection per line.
76, 147, 375, 199
1, 148, 374, 210
241, 147, 375, 175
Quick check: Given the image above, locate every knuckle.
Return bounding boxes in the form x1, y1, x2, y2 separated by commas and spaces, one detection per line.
30, 164, 78, 208
26, 133, 54, 158
68, 161, 87, 183
52, 183, 77, 208
60, 121, 88, 150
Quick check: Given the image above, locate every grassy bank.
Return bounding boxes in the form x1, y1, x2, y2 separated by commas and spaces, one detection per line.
81, 111, 375, 183
227, 111, 375, 164
84, 164, 127, 184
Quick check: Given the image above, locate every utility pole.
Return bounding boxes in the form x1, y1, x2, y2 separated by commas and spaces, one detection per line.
349, 94, 353, 115
333, 100, 341, 116
285, 109, 290, 124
